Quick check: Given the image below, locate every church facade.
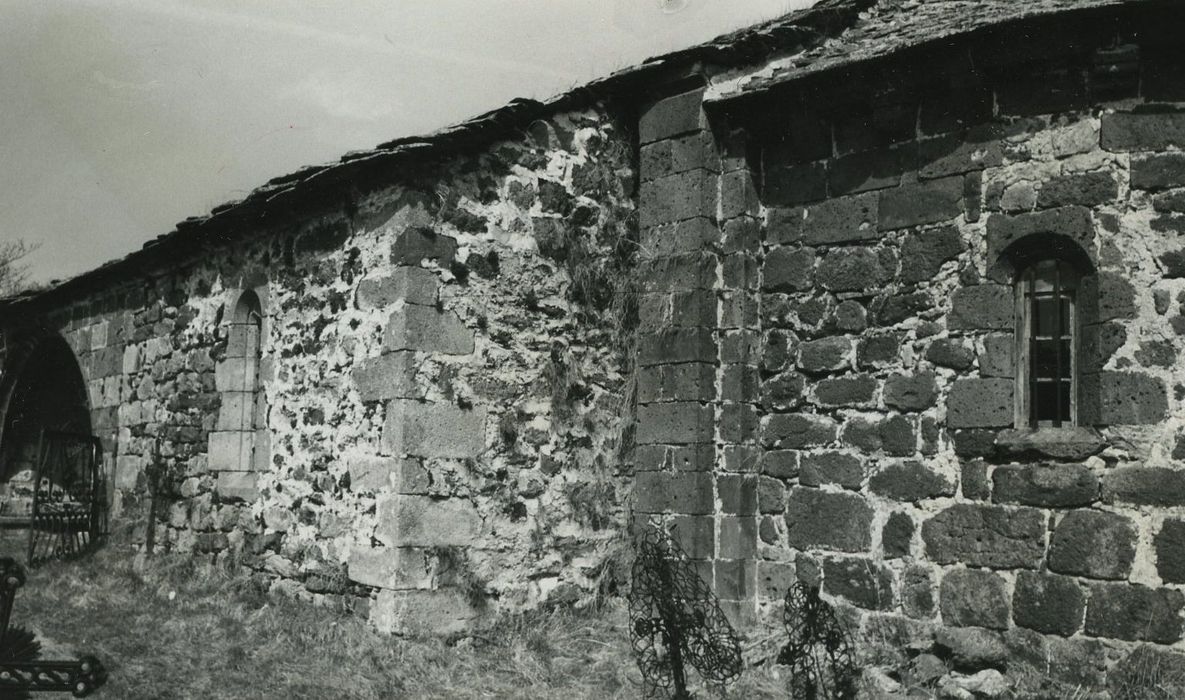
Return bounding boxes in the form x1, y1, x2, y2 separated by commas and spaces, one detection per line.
3, 0, 1185, 678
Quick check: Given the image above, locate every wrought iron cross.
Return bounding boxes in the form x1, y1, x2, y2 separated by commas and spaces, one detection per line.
0, 557, 107, 697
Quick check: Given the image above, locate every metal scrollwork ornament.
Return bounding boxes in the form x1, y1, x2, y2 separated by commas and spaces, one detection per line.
0, 557, 107, 697
628, 526, 743, 699
777, 581, 857, 700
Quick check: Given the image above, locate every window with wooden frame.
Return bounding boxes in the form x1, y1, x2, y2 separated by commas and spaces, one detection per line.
1015, 259, 1077, 428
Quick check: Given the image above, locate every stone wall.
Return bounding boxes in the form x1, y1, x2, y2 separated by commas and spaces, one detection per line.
700, 25, 1185, 677
6, 102, 638, 633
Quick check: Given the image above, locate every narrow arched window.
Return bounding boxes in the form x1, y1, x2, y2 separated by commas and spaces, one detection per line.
1017, 259, 1077, 427
230, 291, 263, 431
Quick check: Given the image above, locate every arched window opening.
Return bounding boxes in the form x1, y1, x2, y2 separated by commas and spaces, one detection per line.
229, 291, 263, 433
210, 289, 268, 478
1017, 259, 1078, 428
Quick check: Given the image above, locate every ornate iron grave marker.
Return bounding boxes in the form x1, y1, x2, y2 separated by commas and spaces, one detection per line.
777, 581, 857, 700
628, 525, 742, 699
0, 558, 106, 697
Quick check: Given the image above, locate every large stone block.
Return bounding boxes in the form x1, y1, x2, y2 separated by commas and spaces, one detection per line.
940, 568, 1009, 630
817, 247, 895, 292
946, 378, 1013, 428
1048, 510, 1135, 580
1036, 172, 1118, 209
639, 90, 706, 144
351, 351, 419, 402
1085, 583, 1184, 643
347, 454, 429, 494
637, 328, 715, 365
347, 546, 433, 589
215, 471, 259, 503
1156, 519, 1185, 584
721, 169, 758, 220
1012, 571, 1083, 636
857, 332, 903, 368
718, 475, 758, 516
800, 193, 880, 245
214, 357, 257, 392
813, 375, 877, 407
215, 391, 253, 431
715, 559, 758, 601
878, 176, 964, 230
926, 338, 974, 371
949, 286, 1012, 330
642, 218, 719, 257
762, 247, 815, 293
375, 495, 481, 547
639, 171, 714, 228
764, 162, 827, 206
799, 452, 863, 490
1131, 153, 1185, 191
639, 254, 710, 292
828, 146, 908, 195
391, 227, 457, 266
1083, 371, 1167, 425
356, 268, 439, 309
635, 471, 714, 515
785, 488, 872, 553
823, 557, 893, 610
207, 431, 254, 472
984, 207, 1094, 267
922, 504, 1045, 569
1103, 467, 1185, 507
1079, 272, 1137, 323
669, 515, 715, 559
637, 363, 716, 403
370, 589, 480, 636
918, 124, 1004, 178
883, 372, 938, 412
761, 413, 838, 449
760, 371, 806, 411
991, 464, 1098, 508
640, 131, 718, 179
978, 334, 1014, 378
869, 461, 955, 502
798, 336, 851, 373
1101, 111, 1185, 152
383, 306, 474, 355
382, 400, 486, 458
636, 402, 714, 445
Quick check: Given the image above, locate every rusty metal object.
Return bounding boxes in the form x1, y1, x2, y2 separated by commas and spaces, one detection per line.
777, 581, 857, 700
628, 525, 743, 699
0, 557, 107, 697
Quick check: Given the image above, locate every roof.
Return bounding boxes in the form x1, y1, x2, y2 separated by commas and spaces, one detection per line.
707, 0, 1159, 102
1, 0, 1166, 311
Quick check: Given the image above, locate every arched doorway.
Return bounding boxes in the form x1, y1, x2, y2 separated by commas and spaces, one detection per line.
0, 334, 92, 482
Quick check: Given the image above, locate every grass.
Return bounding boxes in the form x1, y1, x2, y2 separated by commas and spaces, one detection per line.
4, 545, 793, 699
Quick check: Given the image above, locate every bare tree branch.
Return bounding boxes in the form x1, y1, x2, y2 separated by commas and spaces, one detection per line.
0, 240, 41, 297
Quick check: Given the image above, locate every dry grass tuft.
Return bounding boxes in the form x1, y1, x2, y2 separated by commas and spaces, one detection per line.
6, 548, 811, 698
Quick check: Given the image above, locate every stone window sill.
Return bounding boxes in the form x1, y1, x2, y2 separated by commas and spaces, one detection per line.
993, 427, 1106, 462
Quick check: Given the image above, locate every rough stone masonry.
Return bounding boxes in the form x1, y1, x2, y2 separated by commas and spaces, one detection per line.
3, 0, 1185, 689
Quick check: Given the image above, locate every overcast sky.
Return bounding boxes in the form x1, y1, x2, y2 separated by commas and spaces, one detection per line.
1, 0, 813, 284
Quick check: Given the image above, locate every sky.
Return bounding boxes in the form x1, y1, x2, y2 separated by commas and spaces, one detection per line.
0, 0, 814, 285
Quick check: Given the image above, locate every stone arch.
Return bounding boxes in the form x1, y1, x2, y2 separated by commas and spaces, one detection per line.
0, 333, 92, 482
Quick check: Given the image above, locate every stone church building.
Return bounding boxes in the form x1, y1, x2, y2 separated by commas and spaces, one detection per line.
3, 0, 1185, 681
